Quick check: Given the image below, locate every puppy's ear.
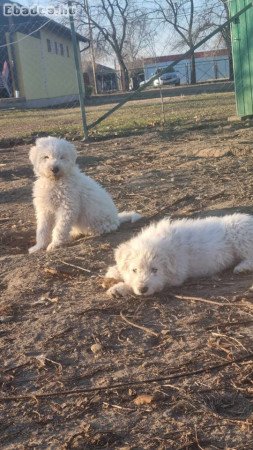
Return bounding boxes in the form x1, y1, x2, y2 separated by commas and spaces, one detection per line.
29, 145, 37, 166
115, 242, 132, 272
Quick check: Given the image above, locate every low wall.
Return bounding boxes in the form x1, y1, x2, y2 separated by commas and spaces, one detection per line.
0, 94, 80, 110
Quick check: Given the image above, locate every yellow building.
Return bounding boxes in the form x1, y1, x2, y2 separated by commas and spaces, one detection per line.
0, 5, 89, 107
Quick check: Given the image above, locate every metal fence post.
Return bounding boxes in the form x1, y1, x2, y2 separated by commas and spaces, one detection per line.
68, 0, 88, 140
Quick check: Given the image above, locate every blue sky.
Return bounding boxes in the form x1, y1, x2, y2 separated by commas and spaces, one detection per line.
16, 0, 224, 65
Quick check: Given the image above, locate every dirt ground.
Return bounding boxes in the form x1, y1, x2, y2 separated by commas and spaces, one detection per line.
1, 121, 253, 449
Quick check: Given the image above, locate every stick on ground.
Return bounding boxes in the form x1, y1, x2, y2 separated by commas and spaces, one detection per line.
120, 311, 159, 337
0, 353, 252, 403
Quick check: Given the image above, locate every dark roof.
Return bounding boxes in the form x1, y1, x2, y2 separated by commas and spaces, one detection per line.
0, 1, 89, 44
95, 63, 116, 73
144, 49, 229, 65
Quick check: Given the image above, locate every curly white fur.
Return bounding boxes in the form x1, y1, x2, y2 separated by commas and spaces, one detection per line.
106, 214, 253, 297
29, 136, 141, 253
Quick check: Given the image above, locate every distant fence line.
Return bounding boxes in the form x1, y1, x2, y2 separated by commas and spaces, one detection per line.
0, 1, 252, 140
0, 12, 230, 105
85, 57, 230, 94
143, 58, 230, 85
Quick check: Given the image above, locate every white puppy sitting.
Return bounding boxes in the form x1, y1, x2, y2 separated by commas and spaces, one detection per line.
29, 136, 141, 253
105, 214, 253, 297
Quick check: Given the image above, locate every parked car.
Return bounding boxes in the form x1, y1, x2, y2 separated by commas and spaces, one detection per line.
153, 71, 180, 87
139, 77, 152, 88
139, 71, 180, 88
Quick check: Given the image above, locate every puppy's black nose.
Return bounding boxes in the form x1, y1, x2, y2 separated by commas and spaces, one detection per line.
52, 166, 59, 174
139, 286, 148, 294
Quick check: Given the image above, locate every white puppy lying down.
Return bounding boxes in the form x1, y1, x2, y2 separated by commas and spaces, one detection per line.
29, 136, 141, 253
105, 214, 253, 297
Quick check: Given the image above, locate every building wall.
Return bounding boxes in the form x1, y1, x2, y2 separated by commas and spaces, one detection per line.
13, 29, 83, 100
144, 55, 230, 84
5, 31, 26, 97
39, 28, 82, 98
14, 32, 47, 99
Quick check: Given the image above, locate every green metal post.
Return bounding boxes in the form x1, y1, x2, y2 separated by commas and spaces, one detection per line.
68, 0, 88, 140
230, 1, 253, 118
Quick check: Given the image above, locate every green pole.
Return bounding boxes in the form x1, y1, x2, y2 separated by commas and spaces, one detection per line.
88, 1, 253, 130
68, 0, 88, 140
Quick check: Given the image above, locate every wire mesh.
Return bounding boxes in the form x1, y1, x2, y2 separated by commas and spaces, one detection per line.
0, 2, 251, 143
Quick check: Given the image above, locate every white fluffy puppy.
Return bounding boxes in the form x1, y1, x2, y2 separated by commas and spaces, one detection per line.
105, 214, 253, 297
29, 136, 141, 253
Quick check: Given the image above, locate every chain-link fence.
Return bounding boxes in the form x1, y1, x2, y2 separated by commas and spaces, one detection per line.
0, 1, 251, 143
0, 7, 231, 106
142, 56, 230, 86
83, 55, 230, 96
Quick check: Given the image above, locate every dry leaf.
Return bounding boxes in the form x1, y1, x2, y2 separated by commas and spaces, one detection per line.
48, 297, 59, 303
134, 394, 154, 405
35, 355, 62, 373
44, 267, 58, 276
91, 343, 102, 354
44, 266, 74, 279
99, 243, 111, 251
241, 299, 253, 309
35, 355, 46, 368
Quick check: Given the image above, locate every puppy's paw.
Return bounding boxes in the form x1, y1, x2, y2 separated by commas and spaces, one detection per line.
107, 282, 132, 298
46, 242, 60, 252
233, 260, 253, 274
29, 244, 44, 254
105, 265, 121, 280
233, 266, 242, 274
70, 228, 82, 239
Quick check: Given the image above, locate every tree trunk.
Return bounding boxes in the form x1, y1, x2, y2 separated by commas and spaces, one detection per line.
221, 24, 233, 81
228, 49, 234, 81
118, 59, 129, 91
190, 51, 196, 84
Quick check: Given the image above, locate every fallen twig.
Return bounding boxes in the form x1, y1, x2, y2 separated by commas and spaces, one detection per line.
103, 402, 135, 411
175, 294, 253, 317
59, 260, 92, 274
0, 353, 252, 402
175, 294, 231, 306
207, 320, 253, 330
120, 311, 159, 337
2, 362, 30, 373
194, 425, 205, 450
211, 332, 248, 352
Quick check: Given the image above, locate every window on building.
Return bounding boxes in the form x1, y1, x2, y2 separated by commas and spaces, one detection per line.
54, 42, 58, 54
46, 38, 52, 53
66, 45, 70, 57
60, 43, 64, 56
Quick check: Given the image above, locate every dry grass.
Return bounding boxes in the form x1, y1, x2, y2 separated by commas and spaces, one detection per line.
0, 92, 236, 144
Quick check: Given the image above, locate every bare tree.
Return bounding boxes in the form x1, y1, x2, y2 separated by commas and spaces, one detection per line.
205, 0, 233, 80
220, 1, 233, 79
124, 12, 156, 66
154, 0, 212, 84
74, 0, 133, 90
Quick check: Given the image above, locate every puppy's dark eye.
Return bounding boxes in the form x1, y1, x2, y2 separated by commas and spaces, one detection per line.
151, 267, 158, 274
132, 268, 137, 273
43, 156, 49, 160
